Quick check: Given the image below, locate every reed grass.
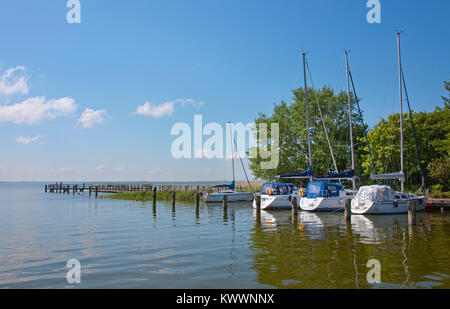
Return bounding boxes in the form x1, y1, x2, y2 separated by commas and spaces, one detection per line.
102, 190, 199, 202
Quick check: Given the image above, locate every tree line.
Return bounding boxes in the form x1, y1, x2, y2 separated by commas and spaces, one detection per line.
249, 80, 450, 194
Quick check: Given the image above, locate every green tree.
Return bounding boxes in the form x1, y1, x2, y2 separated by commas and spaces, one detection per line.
360, 80, 450, 192
442, 80, 450, 108
249, 86, 368, 188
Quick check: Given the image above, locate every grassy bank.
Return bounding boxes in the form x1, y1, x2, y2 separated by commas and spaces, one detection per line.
102, 190, 199, 202
429, 191, 450, 199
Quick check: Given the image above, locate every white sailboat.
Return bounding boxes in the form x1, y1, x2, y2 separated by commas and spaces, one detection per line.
299, 52, 357, 212
205, 123, 254, 203
205, 185, 254, 203
255, 53, 312, 210
299, 179, 356, 212
351, 184, 425, 215
253, 182, 298, 210
351, 32, 426, 215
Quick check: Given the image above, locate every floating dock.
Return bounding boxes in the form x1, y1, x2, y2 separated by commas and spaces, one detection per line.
426, 198, 450, 212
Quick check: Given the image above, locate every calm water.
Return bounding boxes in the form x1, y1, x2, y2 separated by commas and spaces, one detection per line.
0, 183, 449, 289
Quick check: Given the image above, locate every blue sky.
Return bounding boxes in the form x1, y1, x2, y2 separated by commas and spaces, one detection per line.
0, 0, 449, 182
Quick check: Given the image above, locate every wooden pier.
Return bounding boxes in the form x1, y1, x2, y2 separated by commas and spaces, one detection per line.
426, 198, 450, 212
45, 183, 211, 195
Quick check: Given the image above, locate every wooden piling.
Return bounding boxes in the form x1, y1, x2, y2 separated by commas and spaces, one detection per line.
291, 196, 298, 216
223, 194, 228, 210
345, 199, 352, 220
95, 186, 98, 198
152, 188, 157, 207
45, 185, 47, 193
195, 192, 200, 208
172, 191, 176, 208
255, 194, 261, 213
408, 200, 416, 226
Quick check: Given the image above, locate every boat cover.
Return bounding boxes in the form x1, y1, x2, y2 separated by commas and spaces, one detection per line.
277, 166, 312, 179
355, 185, 394, 202
211, 180, 235, 190
316, 169, 355, 180
260, 182, 296, 195
370, 172, 405, 181
305, 181, 343, 198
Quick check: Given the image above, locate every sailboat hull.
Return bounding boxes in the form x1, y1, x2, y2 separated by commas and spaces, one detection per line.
254, 195, 293, 210
205, 191, 254, 203
351, 196, 426, 215
299, 196, 350, 212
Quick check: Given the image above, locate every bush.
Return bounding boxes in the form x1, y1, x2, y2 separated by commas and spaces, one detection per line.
429, 190, 450, 198
102, 190, 198, 203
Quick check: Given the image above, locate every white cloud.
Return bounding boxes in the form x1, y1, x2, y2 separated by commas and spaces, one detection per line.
15, 134, 42, 144
115, 166, 125, 172
0, 165, 8, 172
96, 164, 105, 171
134, 98, 204, 118
78, 108, 106, 128
135, 101, 175, 118
51, 167, 72, 173
0, 96, 76, 124
0, 66, 28, 96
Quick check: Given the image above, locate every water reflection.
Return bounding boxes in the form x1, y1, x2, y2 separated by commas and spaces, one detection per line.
1, 184, 449, 289
250, 210, 450, 288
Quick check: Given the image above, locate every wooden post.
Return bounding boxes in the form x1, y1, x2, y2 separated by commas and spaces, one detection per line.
172, 191, 176, 208
45, 185, 47, 193
223, 195, 228, 221
291, 196, 298, 216
408, 200, 416, 226
345, 199, 352, 220
152, 188, 157, 207
195, 192, 200, 208
195, 193, 200, 218
255, 194, 261, 213
89, 187, 92, 197
223, 194, 228, 210
95, 186, 98, 198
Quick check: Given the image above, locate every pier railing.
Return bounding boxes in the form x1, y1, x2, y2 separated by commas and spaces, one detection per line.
44, 183, 211, 195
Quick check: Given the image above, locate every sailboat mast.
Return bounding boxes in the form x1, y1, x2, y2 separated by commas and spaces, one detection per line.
397, 32, 405, 192
228, 122, 235, 183
345, 50, 356, 190
302, 53, 313, 180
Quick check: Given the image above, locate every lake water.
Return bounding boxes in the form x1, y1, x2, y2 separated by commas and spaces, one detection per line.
0, 183, 449, 289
